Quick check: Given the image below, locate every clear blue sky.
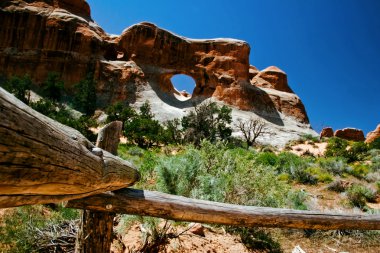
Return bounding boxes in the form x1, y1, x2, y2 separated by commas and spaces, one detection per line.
87, 0, 380, 134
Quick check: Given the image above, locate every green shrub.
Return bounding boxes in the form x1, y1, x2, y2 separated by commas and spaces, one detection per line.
301, 134, 319, 143
288, 190, 309, 210
227, 227, 282, 253
2, 75, 32, 104
155, 142, 294, 208
325, 137, 349, 158
72, 73, 97, 116
181, 101, 232, 145
41, 72, 65, 102
325, 138, 368, 163
346, 184, 376, 209
369, 149, 380, 171
255, 152, 278, 167
317, 157, 348, 176
369, 138, 380, 150
327, 180, 349, 192
349, 141, 369, 161
347, 164, 370, 179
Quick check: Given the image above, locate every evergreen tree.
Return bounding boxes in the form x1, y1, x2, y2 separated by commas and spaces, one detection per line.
73, 73, 97, 116
42, 72, 64, 102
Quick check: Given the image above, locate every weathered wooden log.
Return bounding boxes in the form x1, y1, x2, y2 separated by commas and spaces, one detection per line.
66, 188, 380, 230
74, 121, 122, 253
0, 87, 140, 208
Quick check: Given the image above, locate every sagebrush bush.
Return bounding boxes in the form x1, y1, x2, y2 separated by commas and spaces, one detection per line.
155, 141, 294, 208
347, 164, 370, 179
317, 157, 348, 176
327, 180, 350, 192
346, 184, 376, 209
369, 138, 380, 150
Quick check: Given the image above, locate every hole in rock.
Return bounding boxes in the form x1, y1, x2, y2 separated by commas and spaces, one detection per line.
170, 74, 196, 101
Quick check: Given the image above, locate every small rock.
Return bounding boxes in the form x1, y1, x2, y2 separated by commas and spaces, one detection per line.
292, 245, 306, 253
189, 223, 205, 237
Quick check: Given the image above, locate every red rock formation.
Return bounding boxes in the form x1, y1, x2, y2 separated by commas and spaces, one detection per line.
320, 127, 334, 138
0, 0, 311, 124
334, 128, 365, 142
365, 124, 380, 143
251, 66, 293, 93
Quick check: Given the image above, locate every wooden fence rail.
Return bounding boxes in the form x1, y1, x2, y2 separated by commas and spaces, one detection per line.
0, 87, 140, 208
66, 188, 380, 231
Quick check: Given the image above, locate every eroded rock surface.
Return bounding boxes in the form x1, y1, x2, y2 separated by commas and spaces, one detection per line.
366, 124, 380, 144
320, 127, 334, 138
0, 0, 317, 146
334, 128, 365, 142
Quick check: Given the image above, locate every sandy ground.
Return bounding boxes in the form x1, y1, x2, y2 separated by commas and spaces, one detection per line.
114, 223, 252, 253
290, 142, 328, 157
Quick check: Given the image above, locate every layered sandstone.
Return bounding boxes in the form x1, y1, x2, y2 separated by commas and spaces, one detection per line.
334, 128, 365, 142
0, 0, 313, 131
365, 124, 380, 143
320, 127, 334, 138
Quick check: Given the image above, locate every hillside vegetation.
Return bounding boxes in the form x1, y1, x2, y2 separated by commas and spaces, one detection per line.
0, 75, 380, 252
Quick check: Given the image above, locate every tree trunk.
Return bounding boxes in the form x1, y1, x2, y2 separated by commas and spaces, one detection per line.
67, 188, 380, 231
74, 121, 122, 253
0, 88, 139, 208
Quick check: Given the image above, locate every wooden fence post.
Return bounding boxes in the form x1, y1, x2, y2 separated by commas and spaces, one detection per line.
74, 121, 123, 253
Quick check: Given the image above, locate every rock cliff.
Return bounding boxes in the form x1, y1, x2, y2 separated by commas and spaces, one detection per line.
0, 0, 316, 146
366, 124, 380, 144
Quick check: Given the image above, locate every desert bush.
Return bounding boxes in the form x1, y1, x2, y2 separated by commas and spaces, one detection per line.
227, 227, 282, 253
365, 172, 380, 183
369, 149, 380, 171
327, 180, 350, 192
306, 167, 333, 183
301, 134, 319, 143
181, 101, 232, 145
317, 157, 348, 176
346, 184, 376, 209
0, 205, 79, 253
369, 138, 380, 150
347, 164, 370, 179
273, 152, 317, 184
155, 141, 294, 208
1, 75, 32, 104
325, 137, 349, 158
254, 152, 278, 167
288, 190, 309, 210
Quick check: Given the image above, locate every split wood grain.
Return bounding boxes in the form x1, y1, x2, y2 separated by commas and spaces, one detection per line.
0, 87, 140, 207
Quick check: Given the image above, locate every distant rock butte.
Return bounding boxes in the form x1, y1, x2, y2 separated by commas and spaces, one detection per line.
365, 124, 380, 143
0, 0, 317, 146
334, 128, 365, 142
320, 127, 334, 138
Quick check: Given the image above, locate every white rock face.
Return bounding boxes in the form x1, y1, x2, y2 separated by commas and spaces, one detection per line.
128, 78, 317, 148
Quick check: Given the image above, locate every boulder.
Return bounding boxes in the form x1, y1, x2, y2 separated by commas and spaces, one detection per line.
365, 124, 380, 143
251, 66, 293, 93
320, 127, 334, 138
334, 128, 365, 142
188, 223, 205, 237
